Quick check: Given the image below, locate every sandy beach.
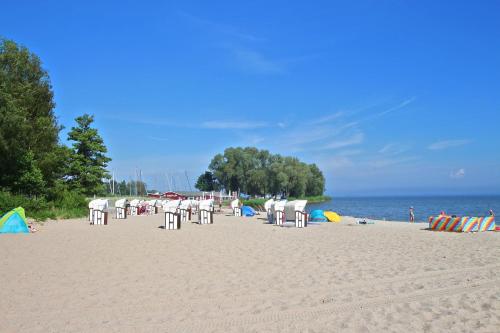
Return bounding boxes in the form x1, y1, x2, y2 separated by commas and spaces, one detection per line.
1, 210, 499, 332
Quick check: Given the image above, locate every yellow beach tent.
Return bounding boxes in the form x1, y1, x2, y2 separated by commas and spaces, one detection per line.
324, 211, 341, 223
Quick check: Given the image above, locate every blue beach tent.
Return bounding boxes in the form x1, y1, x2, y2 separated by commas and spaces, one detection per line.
241, 206, 256, 217
310, 209, 328, 222
0, 207, 29, 233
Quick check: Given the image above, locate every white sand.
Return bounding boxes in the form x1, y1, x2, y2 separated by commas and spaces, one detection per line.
1, 210, 499, 332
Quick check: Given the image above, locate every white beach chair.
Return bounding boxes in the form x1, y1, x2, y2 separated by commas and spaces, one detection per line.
164, 211, 181, 230
273, 200, 287, 226
198, 199, 214, 224
115, 198, 128, 219
231, 199, 241, 216
264, 199, 274, 223
179, 200, 192, 222
89, 199, 109, 225
284, 200, 308, 228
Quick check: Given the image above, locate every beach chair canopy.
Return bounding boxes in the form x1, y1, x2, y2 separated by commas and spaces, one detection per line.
0, 207, 29, 234
147, 199, 158, 207
284, 200, 308, 221
230, 199, 240, 209
89, 199, 109, 210
179, 200, 192, 209
264, 199, 274, 211
163, 199, 181, 212
199, 199, 214, 210
115, 199, 128, 208
272, 200, 287, 213
129, 199, 142, 207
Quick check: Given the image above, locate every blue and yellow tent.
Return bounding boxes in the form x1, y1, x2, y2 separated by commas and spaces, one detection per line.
310, 210, 328, 222
0, 207, 29, 233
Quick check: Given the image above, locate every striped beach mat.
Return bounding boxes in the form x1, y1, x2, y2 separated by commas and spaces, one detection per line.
461, 217, 479, 233
429, 216, 452, 231
445, 217, 463, 232
477, 216, 495, 231
429, 215, 495, 232
429, 216, 447, 230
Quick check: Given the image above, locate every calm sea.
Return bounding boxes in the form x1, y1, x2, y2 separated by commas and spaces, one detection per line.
308, 195, 500, 222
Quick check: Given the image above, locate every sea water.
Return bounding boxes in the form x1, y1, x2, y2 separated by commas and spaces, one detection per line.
308, 195, 500, 223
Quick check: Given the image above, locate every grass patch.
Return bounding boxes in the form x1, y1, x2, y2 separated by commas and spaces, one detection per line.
241, 195, 331, 209
288, 195, 332, 204
241, 198, 266, 209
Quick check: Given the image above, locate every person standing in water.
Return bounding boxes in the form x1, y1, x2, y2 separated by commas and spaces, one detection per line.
409, 207, 415, 223
489, 209, 494, 216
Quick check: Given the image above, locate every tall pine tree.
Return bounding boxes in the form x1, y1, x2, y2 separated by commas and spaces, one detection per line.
67, 114, 111, 196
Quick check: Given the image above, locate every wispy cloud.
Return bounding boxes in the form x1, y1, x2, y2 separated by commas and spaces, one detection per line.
104, 115, 185, 127
327, 156, 354, 169
450, 168, 465, 179
106, 114, 272, 131
369, 156, 419, 168
309, 101, 385, 127
355, 97, 416, 124
428, 139, 471, 150
379, 143, 410, 155
232, 49, 284, 74
201, 121, 269, 129
375, 97, 416, 117
276, 119, 361, 153
281, 126, 335, 146
322, 132, 364, 150
147, 136, 170, 142
336, 149, 363, 156
177, 10, 284, 75
308, 111, 344, 125
177, 10, 264, 42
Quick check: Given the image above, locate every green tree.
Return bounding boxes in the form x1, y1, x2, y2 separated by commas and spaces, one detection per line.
207, 147, 326, 197
0, 37, 61, 194
306, 164, 325, 196
118, 180, 128, 195
67, 114, 111, 196
13, 150, 46, 196
195, 171, 219, 191
131, 180, 147, 196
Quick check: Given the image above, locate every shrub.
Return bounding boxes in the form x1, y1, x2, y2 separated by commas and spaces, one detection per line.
242, 198, 266, 209
53, 190, 88, 210
0, 191, 49, 216
0, 190, 88, 221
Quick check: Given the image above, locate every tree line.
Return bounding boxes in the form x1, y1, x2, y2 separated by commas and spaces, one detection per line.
0, 37, 111, 216
196, 147, 325, 197
103, 180, 148, 196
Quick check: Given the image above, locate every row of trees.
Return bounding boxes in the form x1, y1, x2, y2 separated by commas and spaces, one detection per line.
196, 147, 325, 197
103, 180, 147, 196
0, 38, 111, 200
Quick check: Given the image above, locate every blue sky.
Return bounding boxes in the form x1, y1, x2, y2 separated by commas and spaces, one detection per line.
2, 1, 499, 195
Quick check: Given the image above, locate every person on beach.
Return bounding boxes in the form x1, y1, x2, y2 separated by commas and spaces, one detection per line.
28, 222, 38, 233
409, 207, 415, 223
